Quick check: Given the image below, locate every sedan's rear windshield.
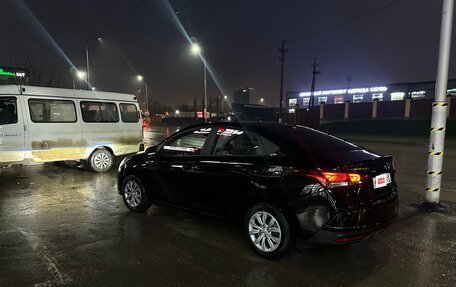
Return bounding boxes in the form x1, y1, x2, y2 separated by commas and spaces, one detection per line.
263, 125, 372, 166
289, 126, 360, 153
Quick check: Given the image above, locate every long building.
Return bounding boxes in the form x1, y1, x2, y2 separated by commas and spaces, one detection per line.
286, 79, 456, 113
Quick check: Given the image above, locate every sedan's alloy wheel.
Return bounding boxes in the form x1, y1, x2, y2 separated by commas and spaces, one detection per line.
248, 211, 282, 252
123, 179, 142, 208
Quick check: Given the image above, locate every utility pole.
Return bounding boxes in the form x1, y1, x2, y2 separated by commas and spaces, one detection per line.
201, 98, 205, 119
209, 97, 213, 114
278, 40, 288, 123
204, 65, 208, 122
424, 0, 454, 207
193, 95, 197, 118
347, 74, 352, 89
309, 57, 320, 108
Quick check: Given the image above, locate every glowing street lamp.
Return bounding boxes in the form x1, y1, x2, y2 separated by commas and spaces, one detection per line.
222, 95, 228, 113
72, 70, 87, 90
260, 98, 264, 103
76, 70, 86, 80
191, 43, 202, 55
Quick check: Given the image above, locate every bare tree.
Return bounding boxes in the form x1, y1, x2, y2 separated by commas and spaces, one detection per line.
24, 51, 57, 87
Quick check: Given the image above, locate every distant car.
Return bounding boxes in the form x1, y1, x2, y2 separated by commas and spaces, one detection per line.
117, 122, 398, 259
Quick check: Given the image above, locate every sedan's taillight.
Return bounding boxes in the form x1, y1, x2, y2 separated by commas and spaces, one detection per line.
296, 170, 362, 189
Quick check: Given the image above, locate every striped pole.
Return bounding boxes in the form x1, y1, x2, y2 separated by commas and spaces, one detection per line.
425, 0, 454, 204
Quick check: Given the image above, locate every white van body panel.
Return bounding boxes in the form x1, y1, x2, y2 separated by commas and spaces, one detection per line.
0, 85, 142, 166
0, 91, 26, 163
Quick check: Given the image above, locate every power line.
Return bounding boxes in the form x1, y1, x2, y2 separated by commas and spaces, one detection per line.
192, 0, 230, 22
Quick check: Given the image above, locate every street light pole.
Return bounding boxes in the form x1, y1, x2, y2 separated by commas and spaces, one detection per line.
424, 0, 454, 206
85, 45, 90, 90
204, 64, 207, 122
137, 75, 148, 114
145, 82, 149, 114
190, 42, 208, 122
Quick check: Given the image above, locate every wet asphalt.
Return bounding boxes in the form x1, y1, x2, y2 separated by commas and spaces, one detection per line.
1, 126, 456, 287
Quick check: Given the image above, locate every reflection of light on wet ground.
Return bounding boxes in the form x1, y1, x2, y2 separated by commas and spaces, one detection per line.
415, 217, 437, 284
81, 173, 111, 212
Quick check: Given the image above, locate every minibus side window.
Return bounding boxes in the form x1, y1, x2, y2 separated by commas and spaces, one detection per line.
28, 99, 77, 123
80, 101, 119, 123
119, 103, 139, 123
0, 97, 18, 125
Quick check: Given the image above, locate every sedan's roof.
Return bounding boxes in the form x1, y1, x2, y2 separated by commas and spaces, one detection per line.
180, 121, 379, 168
184, 121, 290, 130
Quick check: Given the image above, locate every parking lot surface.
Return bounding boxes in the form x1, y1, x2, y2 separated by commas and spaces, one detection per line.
1, 126, 456, 286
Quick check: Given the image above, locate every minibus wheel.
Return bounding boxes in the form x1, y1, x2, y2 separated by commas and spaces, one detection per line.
89, 149, 113, 173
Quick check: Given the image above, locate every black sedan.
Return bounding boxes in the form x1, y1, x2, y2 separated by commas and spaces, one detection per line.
118, 122, 398, 259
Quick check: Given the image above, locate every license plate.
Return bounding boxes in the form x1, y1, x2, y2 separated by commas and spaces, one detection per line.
373, 173, 391, 189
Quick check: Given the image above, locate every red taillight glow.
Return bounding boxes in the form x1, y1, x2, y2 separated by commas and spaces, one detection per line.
297, 170, 362, 188
321, 172, 361, 184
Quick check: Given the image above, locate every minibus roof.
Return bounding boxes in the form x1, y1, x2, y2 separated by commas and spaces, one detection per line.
0, 85, 137, 102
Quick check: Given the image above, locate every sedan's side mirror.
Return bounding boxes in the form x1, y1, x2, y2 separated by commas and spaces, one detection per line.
146, 145, 158, 154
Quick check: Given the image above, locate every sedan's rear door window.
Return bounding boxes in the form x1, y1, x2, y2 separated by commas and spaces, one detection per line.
213, 128, 272, 156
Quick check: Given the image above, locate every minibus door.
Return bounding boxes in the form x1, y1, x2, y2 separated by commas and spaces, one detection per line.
0, 96, 25, 164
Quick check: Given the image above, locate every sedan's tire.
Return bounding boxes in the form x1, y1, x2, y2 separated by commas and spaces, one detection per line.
245, 203, 292, 260
89, 149, 113, 173
121, 175, 151, 212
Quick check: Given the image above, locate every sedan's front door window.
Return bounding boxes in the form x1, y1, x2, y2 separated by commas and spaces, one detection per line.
162, 127, 212, 156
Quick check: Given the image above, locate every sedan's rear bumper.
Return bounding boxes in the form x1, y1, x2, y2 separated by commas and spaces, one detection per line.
309, 196, 399, 244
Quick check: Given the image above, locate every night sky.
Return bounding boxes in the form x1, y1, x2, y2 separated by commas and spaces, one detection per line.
0, 0, 454, 108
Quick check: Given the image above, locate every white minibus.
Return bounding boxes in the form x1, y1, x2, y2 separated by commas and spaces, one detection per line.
0, 85, 144, 172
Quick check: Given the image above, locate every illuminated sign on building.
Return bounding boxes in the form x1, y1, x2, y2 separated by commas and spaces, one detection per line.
299, 86, 387, 97
0, 67, 27, 78
372, 93, 384, 101
391, 92, 405, 101
289, 98, 297, 106
302, 97, 310, 107
318, 97, 327, 104
411, 91, 426, 99
334, 96, 345, 104
352, 95, 364, 103
447, 88, 456, 95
